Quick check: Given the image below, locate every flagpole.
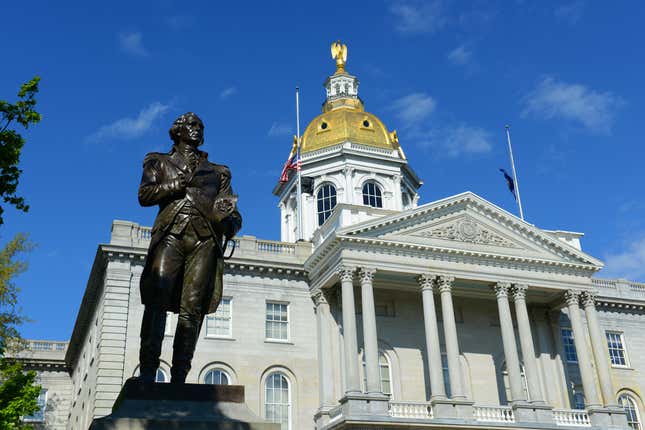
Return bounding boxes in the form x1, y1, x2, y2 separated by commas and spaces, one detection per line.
505, 125, 524, 220
296, 87, 303, 240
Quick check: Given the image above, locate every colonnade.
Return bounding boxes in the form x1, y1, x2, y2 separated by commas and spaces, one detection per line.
312, 268, 617, 413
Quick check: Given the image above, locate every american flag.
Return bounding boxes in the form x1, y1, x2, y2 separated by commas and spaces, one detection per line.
279, 137, 301, 183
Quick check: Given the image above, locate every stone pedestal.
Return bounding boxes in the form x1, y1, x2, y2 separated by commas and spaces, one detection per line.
588, 406, 629, 429
430, 398, 475, 419
511, 402, 554, 423
89, 378, 279, 430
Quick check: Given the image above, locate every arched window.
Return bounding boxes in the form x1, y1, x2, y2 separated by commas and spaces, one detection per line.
361, 352, 392, 395
619, 394, 643, 430
316, 184, 337, 226
362, 182, 383, 208
265, 372, 291, 430
204, 369, 230, 385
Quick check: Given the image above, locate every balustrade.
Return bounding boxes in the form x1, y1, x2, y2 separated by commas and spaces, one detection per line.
473, 405, 515, 423
553, 409, 591, 427
388, 401, 433, 419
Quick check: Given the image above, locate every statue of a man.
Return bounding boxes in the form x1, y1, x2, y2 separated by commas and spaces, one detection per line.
137, 112, 242, 383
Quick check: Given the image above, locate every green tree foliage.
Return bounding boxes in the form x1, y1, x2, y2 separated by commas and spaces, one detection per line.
0, 360, 39, 429
0, 77, 41, 225
0, 233, 33, 355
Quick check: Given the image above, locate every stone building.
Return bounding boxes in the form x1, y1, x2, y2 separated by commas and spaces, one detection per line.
22, 46, 645, 430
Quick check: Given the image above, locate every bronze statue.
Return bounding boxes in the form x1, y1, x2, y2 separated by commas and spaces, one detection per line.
137, 112, 242, 384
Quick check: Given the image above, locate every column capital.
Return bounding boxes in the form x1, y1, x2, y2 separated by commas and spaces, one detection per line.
312, 290, 329, 307
418, 273, 437, 291
358, 267, 376, 283
581, 292, 597, 308
338, 266, 355, 282
494, 282, 511, 298
437, 275, 454, 293
511, 284, 528, 301
564, 289, 581, 307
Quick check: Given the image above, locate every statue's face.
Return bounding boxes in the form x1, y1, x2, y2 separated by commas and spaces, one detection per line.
179, 115, 204, 146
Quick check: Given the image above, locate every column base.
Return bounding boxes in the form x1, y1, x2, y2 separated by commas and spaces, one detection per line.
588, 406, 629, 429
511, 402, 554, 423
338, 393, 390, 417
430, 398, 475, 420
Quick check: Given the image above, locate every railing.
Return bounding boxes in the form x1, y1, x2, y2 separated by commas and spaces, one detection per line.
256, 240, 295, 254
473, 405, 515, 423
592, 278, 617, 290
389, 401, 433, 419
553, 409, 591, 426
629, 281, 645, 295
27, 340, 68, 352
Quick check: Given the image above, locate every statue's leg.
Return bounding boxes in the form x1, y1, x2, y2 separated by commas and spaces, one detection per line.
139, 234, 183, 382
171, 226, 216, 384
138, 305, 167, 382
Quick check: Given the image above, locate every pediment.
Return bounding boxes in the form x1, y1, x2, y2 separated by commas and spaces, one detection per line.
336, 192, 602, 268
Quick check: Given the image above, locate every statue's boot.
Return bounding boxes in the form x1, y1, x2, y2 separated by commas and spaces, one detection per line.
138, 305, 167, 383
171, 312, 204, 383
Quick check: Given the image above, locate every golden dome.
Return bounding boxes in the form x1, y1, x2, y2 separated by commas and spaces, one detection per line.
300, 105, 395, 154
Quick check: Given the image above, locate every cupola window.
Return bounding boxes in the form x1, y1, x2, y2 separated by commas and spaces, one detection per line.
320, 121, 328, 130
362, 182, 383, 208
317, 183, 337, 226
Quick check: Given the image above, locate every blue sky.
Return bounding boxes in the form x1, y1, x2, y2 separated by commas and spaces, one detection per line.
2, 0, 645, 340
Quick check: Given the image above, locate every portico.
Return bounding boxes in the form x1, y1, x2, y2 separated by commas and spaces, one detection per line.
307, 192, 628, 429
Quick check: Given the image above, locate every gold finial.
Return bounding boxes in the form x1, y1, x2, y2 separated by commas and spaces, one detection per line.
331, 40, 348, 73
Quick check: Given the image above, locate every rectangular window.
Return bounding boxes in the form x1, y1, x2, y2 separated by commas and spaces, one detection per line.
206, 298, 232, 338
266, 302, 289, 341
561, 328, 578, 363
24, 389, 47, 422
606, 331, 628, 367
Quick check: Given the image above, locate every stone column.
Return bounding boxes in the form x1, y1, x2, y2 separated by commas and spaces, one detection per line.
339, 267, 361, 394
494, 282, 525, 403
419, 274, 446, 400
582, 292, 616, 407
313, 290, 335, 408
512, 284, 545, 404
359, 267, 381, 395
564, 290, 601, 407
438, 275, 465, 399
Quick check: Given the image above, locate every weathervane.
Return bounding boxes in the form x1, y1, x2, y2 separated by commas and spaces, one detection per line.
331, 40, 348, 73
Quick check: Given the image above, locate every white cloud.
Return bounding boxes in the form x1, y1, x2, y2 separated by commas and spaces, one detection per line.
447, 44, 472, 66
603, 236, 645, 281
409, 124, 492, 157
522, 77, 624, 134
555, 1, 584, 25
86, 102, 170, 143
392, 93, 437, 127
268, 122, 293, 137
389, 0, 447, 34
118, 32, 148, 57
219, 86, 237, 100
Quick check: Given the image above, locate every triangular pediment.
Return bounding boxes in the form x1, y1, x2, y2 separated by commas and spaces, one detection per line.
335, 192, 602, 268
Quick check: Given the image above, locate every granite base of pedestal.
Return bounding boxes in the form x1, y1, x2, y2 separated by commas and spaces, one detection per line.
89, 378, 280, 430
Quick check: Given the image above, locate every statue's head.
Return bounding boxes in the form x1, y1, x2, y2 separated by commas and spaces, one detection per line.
169, 112, 204, 147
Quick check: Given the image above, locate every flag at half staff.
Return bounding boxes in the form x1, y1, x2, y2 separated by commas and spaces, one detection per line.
279, 135, 302, 183
499, 168, 516, 200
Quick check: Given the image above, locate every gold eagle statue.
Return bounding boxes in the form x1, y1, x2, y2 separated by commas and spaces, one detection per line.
331, 40, 348, 73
